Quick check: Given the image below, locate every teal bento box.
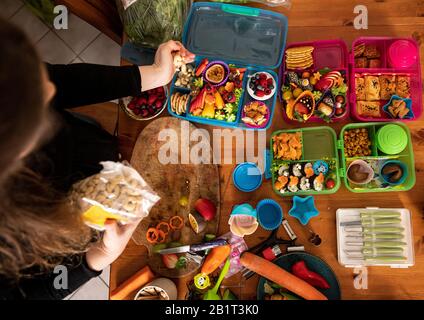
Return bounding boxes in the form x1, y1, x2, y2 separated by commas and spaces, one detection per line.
167, 2, 288, 130
268, 122, 415, 196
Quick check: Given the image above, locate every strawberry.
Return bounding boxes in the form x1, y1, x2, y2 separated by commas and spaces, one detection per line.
259, 73, 267, 80
133, 109, 141, 115
162, 254, 178, 269
195, 58, 209, 77
141, 109, 148, 117
255, 90, 265, 97
259, 79, 267, 88
294, 103, 309, 115
267, 78, 273, 86
156, 86, 165, 95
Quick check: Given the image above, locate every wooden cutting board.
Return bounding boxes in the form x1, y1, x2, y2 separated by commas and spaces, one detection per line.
130, 117, 220, 278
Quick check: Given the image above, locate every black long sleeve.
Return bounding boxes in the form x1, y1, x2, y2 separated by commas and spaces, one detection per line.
46, 63, 142, 109
0, 256, 101, 300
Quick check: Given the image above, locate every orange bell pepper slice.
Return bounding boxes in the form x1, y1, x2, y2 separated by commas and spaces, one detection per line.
169, 216, 184, 230
156, 222, 170, 235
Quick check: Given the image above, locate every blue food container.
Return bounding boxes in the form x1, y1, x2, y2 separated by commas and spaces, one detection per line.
233, 162, 263, 192
168, 2, 288, 130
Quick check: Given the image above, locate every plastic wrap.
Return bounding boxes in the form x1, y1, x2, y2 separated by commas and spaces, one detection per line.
71, 161, 160, 230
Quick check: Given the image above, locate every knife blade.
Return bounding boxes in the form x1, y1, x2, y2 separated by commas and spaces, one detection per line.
346, 256, 407, 263
157, 238, 228, 255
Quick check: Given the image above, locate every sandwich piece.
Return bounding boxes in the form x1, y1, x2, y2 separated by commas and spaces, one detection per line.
357, 100, 381, 118
396, 76, 411, 98
365, 75, 381, 100
379, 75, 396, 100
355, 77, 366, 100
363, 45, 380, 59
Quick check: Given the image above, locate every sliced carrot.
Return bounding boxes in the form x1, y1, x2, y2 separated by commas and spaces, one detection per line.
240, 252, 328, 300
169, 216, 184, 230
156, 222, 170, 235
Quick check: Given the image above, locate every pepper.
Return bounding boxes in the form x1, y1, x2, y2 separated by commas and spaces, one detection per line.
156, 230, 166, 244
156, 221, 170, 235
146, 228, 159, 244
291, 260, 330, 289
169, 216, 184, 230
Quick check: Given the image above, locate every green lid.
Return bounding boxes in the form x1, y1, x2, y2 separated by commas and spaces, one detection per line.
376, 124, 408, 155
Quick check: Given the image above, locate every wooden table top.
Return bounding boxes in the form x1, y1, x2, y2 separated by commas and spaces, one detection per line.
78, 0, 424, 300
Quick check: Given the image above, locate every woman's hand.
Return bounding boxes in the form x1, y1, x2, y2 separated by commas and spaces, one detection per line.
139, 40, 195, 91
85, 219, 142, 272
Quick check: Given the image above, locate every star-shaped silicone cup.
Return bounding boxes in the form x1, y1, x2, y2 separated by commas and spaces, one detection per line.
288, 196, 319, 225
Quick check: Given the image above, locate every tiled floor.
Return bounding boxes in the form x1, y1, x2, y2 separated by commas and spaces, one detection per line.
1, 0, 119, 300
2, 0, 121, 66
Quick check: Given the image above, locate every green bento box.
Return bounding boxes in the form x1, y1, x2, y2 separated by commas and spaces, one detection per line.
269, 122, 415, 196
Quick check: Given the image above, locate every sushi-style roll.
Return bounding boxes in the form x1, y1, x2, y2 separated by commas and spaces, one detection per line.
290, 163, 303, 177
278, 163, 290, 177
300, 177, 311, 191
311, 173, 325, 191
303, 162, 315, 178
275, 175, 289, 191
288, 176, 299, 192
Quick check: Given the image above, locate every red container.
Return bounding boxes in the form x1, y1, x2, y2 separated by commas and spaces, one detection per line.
349, 37, 422, 122
279, 37, 422, 123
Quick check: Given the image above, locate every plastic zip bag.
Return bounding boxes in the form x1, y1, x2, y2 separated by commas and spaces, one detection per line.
116, 0, 192, 49
210, 0, 292, 8
71, 161, 160, 230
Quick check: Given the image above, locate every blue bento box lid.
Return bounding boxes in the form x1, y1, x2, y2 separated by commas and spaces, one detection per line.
182, 2, 288, 70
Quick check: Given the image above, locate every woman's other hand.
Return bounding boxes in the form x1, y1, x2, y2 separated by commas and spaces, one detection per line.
85, 219, 142, 272
139, 40, 195, 91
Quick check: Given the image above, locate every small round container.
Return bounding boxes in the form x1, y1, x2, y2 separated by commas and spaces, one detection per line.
247, 72, 276, 101
388, 40, 418, 69
232, 162, 263, 192
134, 278, 177, 300
376, 124, 408, 155
203, 61, 230, 87
121, 86, 168, 121
347, 160, 374, 185
229, 203, 259, 237
256, 199, 283, 231
241, 101, 270, 129
380, 160, 408, 186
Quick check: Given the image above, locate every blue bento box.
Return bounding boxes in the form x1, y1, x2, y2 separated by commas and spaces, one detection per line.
167, 2, 288, 130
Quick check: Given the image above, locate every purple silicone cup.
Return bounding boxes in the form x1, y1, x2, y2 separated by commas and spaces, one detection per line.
203, 61, 230, 87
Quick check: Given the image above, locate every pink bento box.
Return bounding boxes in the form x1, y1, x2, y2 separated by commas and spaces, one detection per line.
279, 37, 422, 123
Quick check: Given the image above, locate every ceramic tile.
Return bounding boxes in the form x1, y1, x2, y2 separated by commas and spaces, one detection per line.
79, 34, 121, 66
100, 266, 110, 286
54, 14, 100, 55
70, 57, 84, 64
10, 4, 49, 43
0, 0, 23, 19
70, 276, 109, 300
36, 31, 76, 64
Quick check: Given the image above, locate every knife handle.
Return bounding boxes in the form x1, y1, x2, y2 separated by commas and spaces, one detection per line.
361, 218, 401, 226
363, 241, 406, 247
364, 256, 407, 262
362, 247, 404, 255
363, 233, 404, 240
190, 239, 228, 252
360, 211, 401, 218
363, 227, 404, 233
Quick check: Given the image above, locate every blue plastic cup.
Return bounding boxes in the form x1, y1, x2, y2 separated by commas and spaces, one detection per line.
232, 162, 263, 192
256, 199, 283, 231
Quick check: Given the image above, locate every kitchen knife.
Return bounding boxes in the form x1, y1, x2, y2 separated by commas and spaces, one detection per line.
344, 226, 404, 233
345, 247, 404, 256
345, 233, 404, 241
341, 217, 401, 227
347, 256, 407, 262
345, 240, 406, 247
157, 239, 228, 255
